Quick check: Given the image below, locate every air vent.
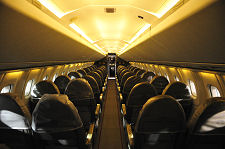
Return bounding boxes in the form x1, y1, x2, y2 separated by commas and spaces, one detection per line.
105, 8, 116, 13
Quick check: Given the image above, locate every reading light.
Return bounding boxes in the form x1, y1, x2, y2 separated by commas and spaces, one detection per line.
69, 23, 94, 44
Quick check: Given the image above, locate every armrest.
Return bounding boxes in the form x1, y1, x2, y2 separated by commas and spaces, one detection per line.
99, 93, 103, 101
117, 86, 121, 92
119, 93, 123, 102
126, 124, 134, 148
86, 123, 95, 145
121, 104, 126, 116
102, 87, 105, 92
95, 104, 101, 116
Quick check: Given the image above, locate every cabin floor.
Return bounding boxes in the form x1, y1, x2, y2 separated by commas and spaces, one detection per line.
95, 79, 126, 149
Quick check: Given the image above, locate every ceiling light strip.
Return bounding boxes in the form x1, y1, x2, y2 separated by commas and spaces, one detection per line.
37, 0, 65, 18
69, 23, 94, 44
128, 24, 151, 44
118, 23, 150, 55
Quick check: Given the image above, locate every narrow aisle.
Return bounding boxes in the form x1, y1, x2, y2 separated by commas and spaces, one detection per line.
98, 79, 123, 149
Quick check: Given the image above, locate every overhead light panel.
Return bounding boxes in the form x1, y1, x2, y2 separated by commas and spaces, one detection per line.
69, 23, 94, 44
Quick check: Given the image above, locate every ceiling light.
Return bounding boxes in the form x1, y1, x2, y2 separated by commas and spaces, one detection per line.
153, 0, 180, 18
69, 23, 94, 44
94, 44, 107, 55
37, 0, 65, 18
128, 23, 151, 44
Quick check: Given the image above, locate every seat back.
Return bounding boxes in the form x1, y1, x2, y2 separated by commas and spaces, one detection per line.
65, 78, 96, 131
126, 82, 157, 127
29, 80, 60, 112
88, 72, 103, 87
142, 71, 155, 81
134, 95, 186, 149
150, 76, 169, 95
187, 97, 225, 149
77, 69, 87, 77
0, 93, 33, 149
68, 71, 82, 79
120, 72, 134, 90
122, 76, 143, 103
32, 94, 87, 149
84, 75, 100, 97
54, 75, 71, 94
136, 69, 146, 77
162, 81, 193, 120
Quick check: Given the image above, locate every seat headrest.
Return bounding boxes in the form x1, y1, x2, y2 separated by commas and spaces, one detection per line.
150, 76, 169, 94
127, 82, 157, 106
77, 70, 87, 77
162, 81, 191, 99
32, 94, 83, 133
68, 71, 82, 79
142, 72, 155, 81
123, 76, 143, 94
135, 95, 185, 133
84, 75, 100, 94
189, 97, 225, 134
54, 75, 71, 94
31, 80, 60, 98
84, 68, 91, 74
136, 70, 146, 77
0, 93, 31, 129
88, 72, 102, 85
65, 78, 94, 101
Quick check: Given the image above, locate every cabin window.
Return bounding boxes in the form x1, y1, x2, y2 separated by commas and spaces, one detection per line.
70, 76, 76, 80
52, 74, 58, 82
1, 84, 13, 93
164, 73, 170, 82
25, 80, 33, 96
43, 75, 48, 80
174, 75, 179, 81
209, 85, 221, 97
188, 80, 197, 97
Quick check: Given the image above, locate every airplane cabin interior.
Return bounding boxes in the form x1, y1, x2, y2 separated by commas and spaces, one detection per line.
0, 0, 224, 149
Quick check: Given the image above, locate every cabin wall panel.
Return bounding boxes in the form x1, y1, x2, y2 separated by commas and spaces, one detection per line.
120, 1, 225, 65
0, 4, 103, 70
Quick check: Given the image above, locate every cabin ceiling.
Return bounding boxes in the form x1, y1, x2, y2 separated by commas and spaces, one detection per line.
0, 0, 224, 70
28, 0, 184, 54
120, 0, 225, 65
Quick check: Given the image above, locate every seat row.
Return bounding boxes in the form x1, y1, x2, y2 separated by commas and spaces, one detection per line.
0, 65, 107, 149
116, 65, 225, 149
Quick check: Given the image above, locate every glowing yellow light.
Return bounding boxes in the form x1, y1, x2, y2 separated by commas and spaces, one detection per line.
118, 44, 129, 54
69, 23, 94, 44
38, 0, 64, 18
200, 72, 215, 78
128, 24, 151, 44
155, 0, 180, 18
6, 71, 23, 78
94, 44, 107, 55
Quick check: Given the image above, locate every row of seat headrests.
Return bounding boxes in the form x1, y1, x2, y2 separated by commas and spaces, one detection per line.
118, 65, 225, 134
0, 65, 106, 133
